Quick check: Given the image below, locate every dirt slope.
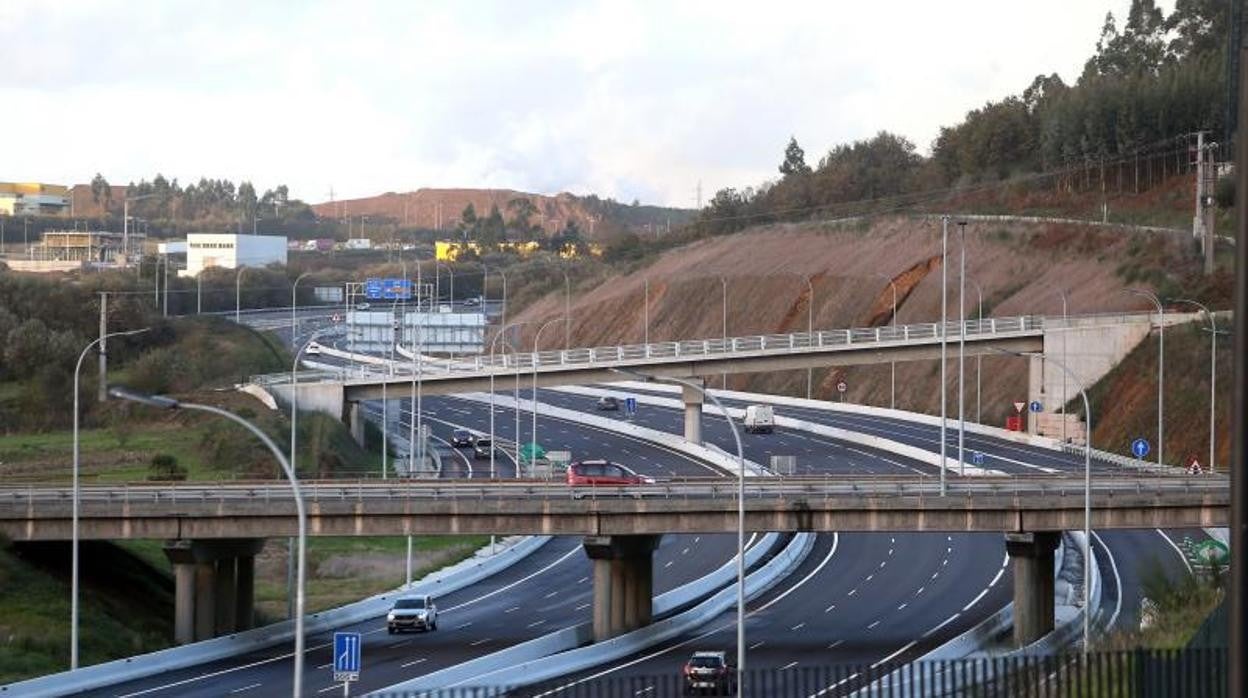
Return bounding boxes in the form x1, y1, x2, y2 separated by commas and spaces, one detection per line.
514, 216, 1200, 428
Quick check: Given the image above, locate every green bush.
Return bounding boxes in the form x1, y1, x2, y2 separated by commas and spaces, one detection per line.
147, 453, 186, 481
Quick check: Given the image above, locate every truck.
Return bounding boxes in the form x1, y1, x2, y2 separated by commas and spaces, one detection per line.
743, 405, 774, 434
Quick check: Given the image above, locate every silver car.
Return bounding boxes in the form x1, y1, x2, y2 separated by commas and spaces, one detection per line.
387, 595, 438, 633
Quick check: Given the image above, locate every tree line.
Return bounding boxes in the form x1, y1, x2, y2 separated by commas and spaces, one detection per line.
699, 0, 1231, 234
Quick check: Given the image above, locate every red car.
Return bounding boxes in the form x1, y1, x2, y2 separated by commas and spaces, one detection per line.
566, 460, 655, 486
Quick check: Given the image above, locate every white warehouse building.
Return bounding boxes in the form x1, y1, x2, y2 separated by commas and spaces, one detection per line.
179, 233, 287, 277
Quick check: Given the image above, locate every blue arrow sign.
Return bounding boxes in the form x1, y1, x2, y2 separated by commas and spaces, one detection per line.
972, 451, 985, 466
333, 631, 361, 682
1131, 438, 1151, 459
624, 397, 637, 416
1028, 400, 1043, 413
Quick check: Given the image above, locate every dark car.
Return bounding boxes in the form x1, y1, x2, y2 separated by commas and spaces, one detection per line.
595, 396, 620, 411
566, 459, 654, 487
683, 651, 736, 695
451, 429, 474, 447
472, 437, 494, 460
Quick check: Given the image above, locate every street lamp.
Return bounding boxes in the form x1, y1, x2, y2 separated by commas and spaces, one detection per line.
999, 349, 1093, 654
530, 318, 563, 466
1056, 290, 1070, 442
643, 278, 651, 347
109, 386, 308, 696
290, 271, 314, 345
719, 276, 728, 390
769, 271, 815, 399
235, 266, 249, 323
1124, 288, 1165, 466
1170, 298, 1221, 473
939, 216, 949, 496
71, 328, 148, 670
873, 274, 899, 409
122, 193, 159, 266
965, 278, 984, 423
488, 322, 529, 479
957, 221, 967, 477
613, 368, 747, 684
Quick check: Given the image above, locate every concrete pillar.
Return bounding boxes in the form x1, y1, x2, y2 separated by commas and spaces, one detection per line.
214, 557, 238, 635
235, 554, 256, 631
348, 401, 366, 447
583, 535, 659, 641
193, 562, 216, 641
681, 379, 704, 445
172, 562, 196, 645
1005, 531, 1060, 648
1027, 355, 1044, 435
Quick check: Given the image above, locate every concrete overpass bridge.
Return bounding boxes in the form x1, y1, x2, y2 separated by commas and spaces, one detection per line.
2, 475, 1226, 644
252, 312, 1168, 444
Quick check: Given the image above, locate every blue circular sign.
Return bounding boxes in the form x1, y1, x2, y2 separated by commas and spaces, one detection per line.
972, 451, 985, 466
1131, 438, 1151, 459
1029, 400, 1043, 413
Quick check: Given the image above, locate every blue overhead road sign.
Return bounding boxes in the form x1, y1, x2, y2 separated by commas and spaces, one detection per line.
1131, 438, 1151, 459
333, 631, 361, 683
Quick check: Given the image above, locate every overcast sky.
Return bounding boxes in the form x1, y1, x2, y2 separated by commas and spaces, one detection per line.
2, 0, 1172, 208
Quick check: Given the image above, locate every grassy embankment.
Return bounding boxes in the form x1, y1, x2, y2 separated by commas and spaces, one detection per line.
0, 316, 485, 684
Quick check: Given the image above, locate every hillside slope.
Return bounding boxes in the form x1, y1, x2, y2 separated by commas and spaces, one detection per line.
513, 215, 1226, 429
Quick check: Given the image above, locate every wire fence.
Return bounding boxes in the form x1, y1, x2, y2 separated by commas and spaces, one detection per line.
369, 647, 1228, 697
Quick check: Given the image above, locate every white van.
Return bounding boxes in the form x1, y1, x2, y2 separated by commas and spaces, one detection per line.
743, 405, 774, 434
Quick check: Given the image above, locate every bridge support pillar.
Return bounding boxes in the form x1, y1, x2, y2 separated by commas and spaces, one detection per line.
1006, 531, 1060, 648
347, 401, 367, 447
682, 379, 704, 445
164, 539, 265, 644
583, 534, 660, 641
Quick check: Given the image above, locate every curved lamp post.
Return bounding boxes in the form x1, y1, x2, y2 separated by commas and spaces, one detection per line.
71, 328, 149, 670
489, 321, 531, 478
873, 273, 900, 409
109, 386, 308, 696
1170, 298, 1220, 473
530, 318, 563, 468
1123, 288, 1165, 466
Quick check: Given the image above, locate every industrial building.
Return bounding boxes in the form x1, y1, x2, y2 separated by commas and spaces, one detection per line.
4, 230, 144, 273
180, 233, 288, 277
0, 183, 70, 216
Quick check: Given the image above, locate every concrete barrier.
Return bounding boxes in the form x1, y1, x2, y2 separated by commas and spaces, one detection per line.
1, 536, 550, 697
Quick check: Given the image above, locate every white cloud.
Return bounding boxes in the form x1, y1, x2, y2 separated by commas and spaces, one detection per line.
2, 0, 1172, 207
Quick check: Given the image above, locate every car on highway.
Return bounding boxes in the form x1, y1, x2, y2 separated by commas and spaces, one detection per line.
451, 429, 474, 447
386, 595, 438, 633
595, 396, 620, 411
566, 459, 655, 487
463, 297, 481, 307
472, 436, 494, 459
356, 302, 371, 310
682, 651, 736, 695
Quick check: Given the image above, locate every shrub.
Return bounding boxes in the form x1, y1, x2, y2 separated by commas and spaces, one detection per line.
148, 454, 186, 481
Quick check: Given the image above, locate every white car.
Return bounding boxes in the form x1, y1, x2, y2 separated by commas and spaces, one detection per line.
387, 595, 438, 633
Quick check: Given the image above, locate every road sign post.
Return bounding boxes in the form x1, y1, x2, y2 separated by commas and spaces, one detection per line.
624, 396, 638, 418
1029, 400, 1043, 413
836, 381, 847, 402
1131, 438, 1151, 460
333, 631, 361, 695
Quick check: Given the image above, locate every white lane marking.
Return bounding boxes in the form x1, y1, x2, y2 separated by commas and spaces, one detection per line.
401, 658, 427, 668
455, 622, 473, 629
694, 537, 701, 544
575, 603, 591, 611
504, 606, 520, 613
1092, 531, 1124, 630
318, 684, 345, 694
867, 620, 880, 630
865, 575, 874, 582
828, 640, 844, 649
470, 637, 492, 646
915, 586, 925, 595
316, 663, 332, 669
578, 576, 589, 584
879, 561, 886, 568
527, 619, 546, 628
749, 641, 766, 650
869, 640, 917, 669
897, 603, 907, 611
921, 613, 960, 639
635, 687, 655, 695
1156, 529, 1194, 577
544, 591, 559, 598
664, 560, 674, 568
682, 547, 690, 555
229, 684, 262, 694
441, 545, 581, 613
791, 622, 806, 631
824, 604, 836, 613
388, 639, 412, 648
848, 589, 857, 596
961, 588, 990, 612
781, 661, 799, 670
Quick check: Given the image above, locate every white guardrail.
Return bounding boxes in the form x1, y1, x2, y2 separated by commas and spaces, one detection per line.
0, 536, 551, 698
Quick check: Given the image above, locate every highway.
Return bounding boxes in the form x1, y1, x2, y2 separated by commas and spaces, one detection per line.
81, 405, 743, 698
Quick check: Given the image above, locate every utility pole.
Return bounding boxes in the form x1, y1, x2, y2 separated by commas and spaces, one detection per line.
97, 293, 108, 402
1230, 7, 1248, 696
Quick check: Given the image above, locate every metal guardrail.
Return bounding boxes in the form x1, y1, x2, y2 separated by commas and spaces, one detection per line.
0, 475, 1226, 508
252, 315, 1048, 387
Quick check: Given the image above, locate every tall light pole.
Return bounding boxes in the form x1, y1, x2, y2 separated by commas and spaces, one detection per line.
770, 271, 815, 399
957, 221, 967, 476
643, 278, 651, 347
489, 322, 529, 479
939, 216, 949, 496
561, 267, 571, 350
122, 192, 158, 267
1172, 298, 1220, 472
71, 328, 148, 670
966, 278, 984, 423
286, 325, 332, 628
720, 276, 728, 390
531, 319, 563, 465
235, 266, 249, 323
290, 271, 314, 346
110, 386, 308, 697
873, 274, 899, 409
1057, 290, 1070, 442
1125, 288, 1165, 466
615, 369, 746, 683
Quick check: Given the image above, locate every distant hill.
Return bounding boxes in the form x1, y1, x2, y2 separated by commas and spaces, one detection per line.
311, 188, 692, 240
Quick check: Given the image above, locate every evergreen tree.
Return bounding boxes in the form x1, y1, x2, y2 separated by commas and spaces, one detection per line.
778, 137, 811, 176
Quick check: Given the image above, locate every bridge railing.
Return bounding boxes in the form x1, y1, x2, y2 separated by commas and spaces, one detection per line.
255, 314, 1051, 387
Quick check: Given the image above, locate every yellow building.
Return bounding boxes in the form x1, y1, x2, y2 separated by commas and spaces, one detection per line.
434, 239, 600, 261
0, 182, 70, 216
